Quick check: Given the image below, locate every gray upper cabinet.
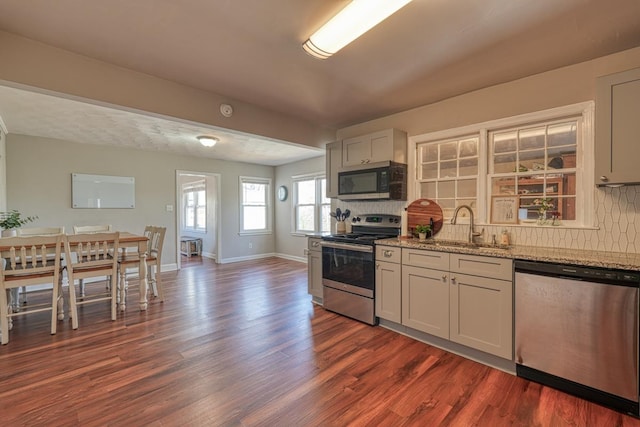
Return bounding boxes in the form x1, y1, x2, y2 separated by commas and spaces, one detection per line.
595, 67, 640, 186
342, 129, 407, 167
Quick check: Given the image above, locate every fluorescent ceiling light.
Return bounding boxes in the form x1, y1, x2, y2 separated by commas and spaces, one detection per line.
303, 0, 412, 59
197, 136, 218, 147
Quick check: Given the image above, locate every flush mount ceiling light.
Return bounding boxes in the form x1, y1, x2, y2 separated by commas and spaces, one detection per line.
302, 0, 412, 59
197, 136, 219, 147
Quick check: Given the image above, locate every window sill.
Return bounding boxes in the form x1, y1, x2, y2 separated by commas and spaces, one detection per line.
239, 230, 272, 236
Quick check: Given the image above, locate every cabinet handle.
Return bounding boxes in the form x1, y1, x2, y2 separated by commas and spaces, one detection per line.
376, 263, 380, 269
383, 250, 393, 257
599, 175, 609, 182
442, 275, 447, 282
451, 277, 457, 285
312, 241, 320, 247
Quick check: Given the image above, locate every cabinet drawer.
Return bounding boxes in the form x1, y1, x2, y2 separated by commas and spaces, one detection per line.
402, 249, 449, 270
450, 253, 512, 281
376, 245, 401, 264
308, 237, 322, 252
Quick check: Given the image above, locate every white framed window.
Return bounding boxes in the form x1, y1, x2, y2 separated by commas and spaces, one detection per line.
416, 136, 479, 219
239, 176, 272, 235
410, 102, 594, 227
183, 180, 206, 232
293, 174, 330, 234
489, 119, 578, 225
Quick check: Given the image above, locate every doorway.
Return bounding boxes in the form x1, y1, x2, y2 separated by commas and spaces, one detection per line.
176, 170, 221, 270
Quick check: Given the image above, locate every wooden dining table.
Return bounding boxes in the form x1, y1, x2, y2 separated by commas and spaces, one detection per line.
0, 231, 152, 312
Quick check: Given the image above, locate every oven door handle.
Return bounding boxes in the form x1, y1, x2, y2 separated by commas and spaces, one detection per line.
320, 241, 374, 253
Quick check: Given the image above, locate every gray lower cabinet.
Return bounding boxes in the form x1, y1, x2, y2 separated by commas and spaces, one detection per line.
399, 248, 513, 359
306, 237, 323, 302
375, 245, 402, 323
449, 271, 513, 360
402, 264, 449, 338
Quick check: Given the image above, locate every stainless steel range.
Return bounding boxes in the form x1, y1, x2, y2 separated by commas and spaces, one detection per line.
321, 214, 400, 325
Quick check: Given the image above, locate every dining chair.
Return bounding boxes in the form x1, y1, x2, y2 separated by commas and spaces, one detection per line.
14, 226, 65, 308
64, 232, 120, 329
72, 225, 113, 298
0, 234, 64, 344
118, 226, 166, 304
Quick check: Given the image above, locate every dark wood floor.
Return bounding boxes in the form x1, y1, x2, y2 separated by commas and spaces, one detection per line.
1, 256, 639, 426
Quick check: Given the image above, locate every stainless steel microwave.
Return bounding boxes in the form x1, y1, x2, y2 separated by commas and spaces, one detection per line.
338, 161, 407, 201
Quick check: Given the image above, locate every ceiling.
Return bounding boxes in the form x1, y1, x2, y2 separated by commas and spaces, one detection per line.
0, 0, 639, 165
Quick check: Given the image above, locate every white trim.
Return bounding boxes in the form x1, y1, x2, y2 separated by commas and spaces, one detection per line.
219, 252, 278, 264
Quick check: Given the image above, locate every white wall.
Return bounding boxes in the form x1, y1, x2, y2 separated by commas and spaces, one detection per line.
275, 156, 325, 260
6, 134, 275, 265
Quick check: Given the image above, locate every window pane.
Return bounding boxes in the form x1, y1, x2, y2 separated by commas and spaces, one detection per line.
492, 177, 515, 196
422, 144, 438, 162
244, 206, 266, 229
548, 122, 576, 147
420, 182, 436, 198
244, 183, 266, 204
520, 149, 546, 171
458, 157, 477, 176
519, 127, 545, 150
297, 180, 315, 204
186, 207, 195, 227
440, 160, 457, 178
437, 181, 455, 199
494, 153, 517, 174
440, 142, 457, 161
459, 139, 477, 157
422, 163, 437, 179
493, 132, 517, 153
458, 179, 476, 198
196, 206, 206, 229
297, 205, 315, 231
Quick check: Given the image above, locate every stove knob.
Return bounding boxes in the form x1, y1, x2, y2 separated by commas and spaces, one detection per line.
353, 217, 361, 223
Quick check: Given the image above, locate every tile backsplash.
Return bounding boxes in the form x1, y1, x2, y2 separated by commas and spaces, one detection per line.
335, 186, 640, 254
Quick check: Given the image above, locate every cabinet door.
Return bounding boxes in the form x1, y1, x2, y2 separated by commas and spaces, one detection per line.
307, 250, 323, 299
596, 67, 640, 185
402, 265, 449, 339
449, 273, 512, 359
375, 260, 401, 323
342, 135, 372, 166
368, 129, 393, 163
325, 141, 342, 198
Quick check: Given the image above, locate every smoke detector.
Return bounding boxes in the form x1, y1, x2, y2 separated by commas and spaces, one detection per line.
220, 104, 233, 117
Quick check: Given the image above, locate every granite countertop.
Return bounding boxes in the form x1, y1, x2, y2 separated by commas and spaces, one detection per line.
376, 238, 640, 271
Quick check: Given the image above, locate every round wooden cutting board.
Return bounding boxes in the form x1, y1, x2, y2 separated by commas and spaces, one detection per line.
406, 199, 444, 237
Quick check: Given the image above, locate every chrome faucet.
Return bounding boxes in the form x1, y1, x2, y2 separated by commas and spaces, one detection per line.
451, 205, 482, 244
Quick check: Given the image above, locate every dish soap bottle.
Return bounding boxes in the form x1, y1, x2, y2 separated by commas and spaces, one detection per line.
500, 229, 510, 246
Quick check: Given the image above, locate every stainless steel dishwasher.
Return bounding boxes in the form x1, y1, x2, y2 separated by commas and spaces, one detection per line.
515, 260, 639, 416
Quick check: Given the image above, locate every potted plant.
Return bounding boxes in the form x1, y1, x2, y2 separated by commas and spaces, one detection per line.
415, 224, 431, 240
0, 210, 38, 237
